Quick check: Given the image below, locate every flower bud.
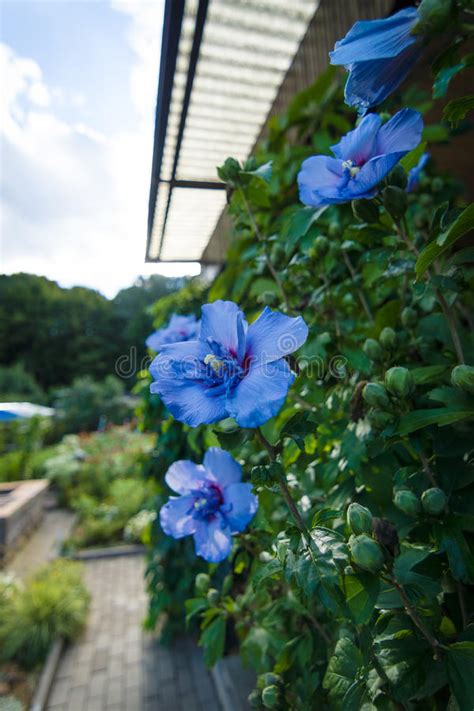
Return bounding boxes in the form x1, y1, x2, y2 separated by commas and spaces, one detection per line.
328, 222, 342, 238
382, 186, 408, 221
347, 503, 373, 536
385, 367, 414, 398
421, 487, 447, 515
451, 365, 474, 395
362, 383, 391, 409
368, 410, 395, 430
259, 291, 278, 306
349, 534, 384, 574
262, 685, 280, 709
379, 327, 397, 350
363, 338, 384, 362
417, 0, 456, 35
206, 588, 220, 605
401, 307, 417, 328
248, 690, 262, 708
352, 199, 379, 224
393, 490, 421, 517
315, 234, 330, 254
195, 573, 211, 594
387, 164, 407, 190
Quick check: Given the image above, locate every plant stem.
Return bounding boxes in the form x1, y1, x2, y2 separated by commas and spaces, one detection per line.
239, 189, 292, 313
457, 581, 469, 630
395, 221, 465, 364
342, 251, 374, 322
255, 428, 316, 556
389, 575, 442, 658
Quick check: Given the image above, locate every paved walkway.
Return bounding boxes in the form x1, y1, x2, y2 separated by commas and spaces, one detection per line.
46, 555, 221, 711
7, 508, 75, 579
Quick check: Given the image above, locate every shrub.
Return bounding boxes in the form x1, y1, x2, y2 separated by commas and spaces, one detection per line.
0, 561, 89, 669
53, 375, 132, 433
139, 5, 474, 709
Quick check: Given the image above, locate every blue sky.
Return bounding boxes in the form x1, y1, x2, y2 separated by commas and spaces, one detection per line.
0, 0, 199, 297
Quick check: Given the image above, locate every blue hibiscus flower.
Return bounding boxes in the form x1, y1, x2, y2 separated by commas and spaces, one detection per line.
330, 7, 422, 114
160, 447, 258, 563
149, 300, 308, 428
407, 152, 429, 192
298, 109, 423, 207
146, 314, 200, 352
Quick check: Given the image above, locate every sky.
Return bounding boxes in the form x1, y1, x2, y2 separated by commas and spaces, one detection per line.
0, 0, 200, 298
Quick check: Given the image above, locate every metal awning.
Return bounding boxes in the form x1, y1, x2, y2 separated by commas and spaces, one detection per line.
0, 402, 55, 420
146, 0, 319, 263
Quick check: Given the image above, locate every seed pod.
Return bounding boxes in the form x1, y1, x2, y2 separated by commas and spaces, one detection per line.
373, 517, 400, 558
451, 365, 474, 395
352, 199, 379, 224
401, 307, 417, 328
393, 490, 421, 517
206, 588, 220, 606
385, 367, 415, 398
421, 487, 447, 515
382, 186, 408, 220
379, 327, 397, 350
347, 503, 373, 535
195, 573, 211, 594
349, 534, 384, 574
262, 685, 280, 709
363, 338, 384, 362
362, 383, 391, 409
262, 673, 281, 687
431, 176, 443, 192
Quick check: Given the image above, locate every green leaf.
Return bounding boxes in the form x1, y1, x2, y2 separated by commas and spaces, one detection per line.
410, 365, 449, 385
199, 615, 226, 668
433, 55, 474, 99
400, 142, 427, 172
185, 597, 207, 624
252, 559, 283, 590
282, 206, 327, 250
415, 203, 474, 279
434, 520, 474, 584
323, 637, 364, 709
345, 571, 380, 624
443, 95, 474, 127
447, 640, 474, 710
396, 407, 474, 435
213, 427, 252, 450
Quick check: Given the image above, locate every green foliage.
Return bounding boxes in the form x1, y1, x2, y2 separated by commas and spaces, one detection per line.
53, 375, 131, 433
0, 561, 89, 669
0, 416, 54, 482
0, 362, 46, 403
0, 272, 181, 391
139, 9, 474, 709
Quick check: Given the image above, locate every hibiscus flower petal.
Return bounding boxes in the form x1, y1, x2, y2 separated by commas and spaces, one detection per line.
329, 8, 419, 65
298, 155, 345, 207
200, 300, 247, 359
223, 483, 258, 533
246, 307, 308, 364
226, 359, 294, 428
165, 460, 207, 494
375, 107, 423, 155
331, 113, 381, 163
160, 495, 196, 538
203, 447, 242, 487
193, 515, 232, 563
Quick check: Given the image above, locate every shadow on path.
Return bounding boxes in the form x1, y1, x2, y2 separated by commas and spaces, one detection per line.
46, 555, 221, 711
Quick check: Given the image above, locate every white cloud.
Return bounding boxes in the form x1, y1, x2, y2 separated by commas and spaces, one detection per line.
0, 3, 200, 299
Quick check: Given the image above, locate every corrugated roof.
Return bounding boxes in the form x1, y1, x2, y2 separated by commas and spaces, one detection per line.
146, 0, 319, 262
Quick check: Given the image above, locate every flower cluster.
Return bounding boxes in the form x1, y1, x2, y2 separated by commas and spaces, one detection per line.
146, 314, 200, 352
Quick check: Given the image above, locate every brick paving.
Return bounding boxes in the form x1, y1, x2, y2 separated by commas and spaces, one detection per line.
46, 555, 221, 711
